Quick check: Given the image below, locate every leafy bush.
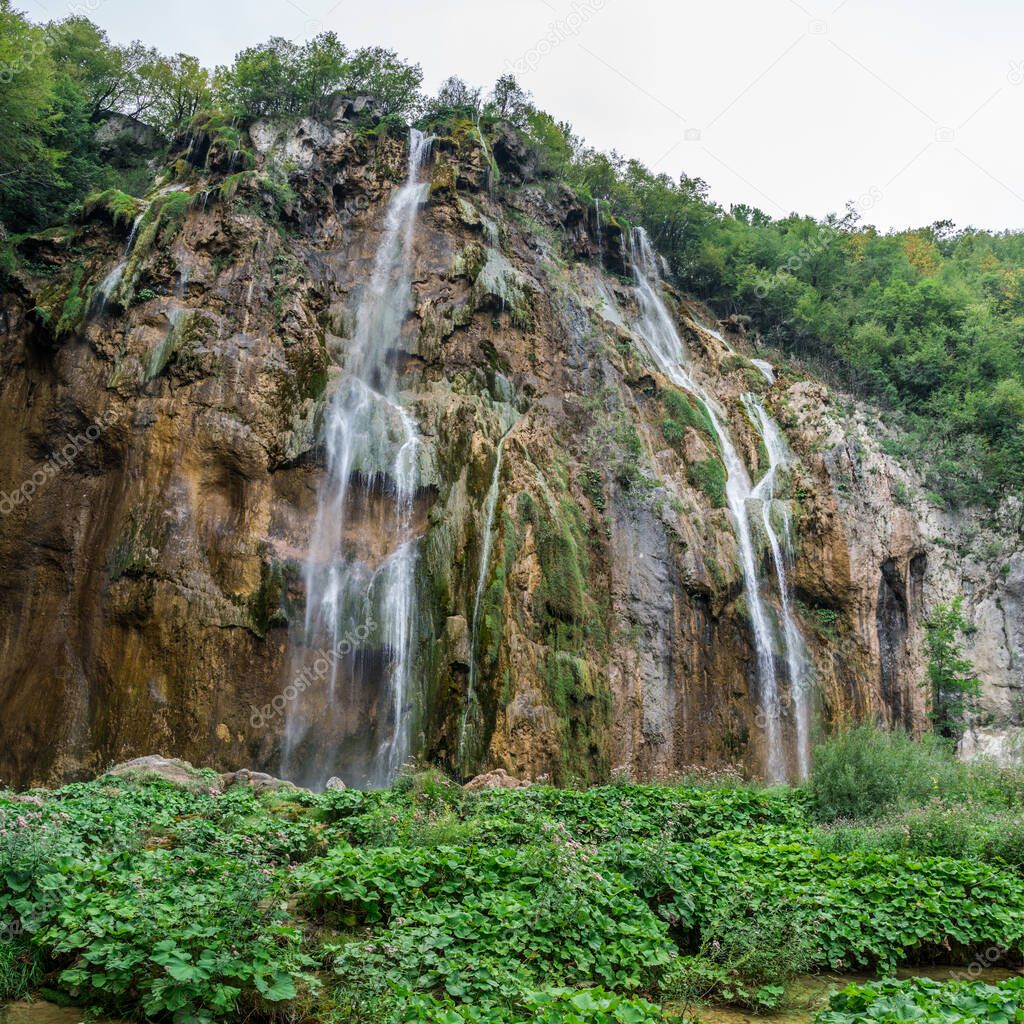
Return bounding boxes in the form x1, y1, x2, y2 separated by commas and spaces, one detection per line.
303, 839, 677, 1003
687, 458, 727, 508
399, 987, 667, 1023
809, 725, 962, 821
667, 889, 816, 1011
813, 976, 1024, 1024
4, 771, 1024, 1021
607, 834, 1024, 970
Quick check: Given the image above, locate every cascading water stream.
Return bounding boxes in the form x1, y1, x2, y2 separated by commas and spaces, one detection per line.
281, 129, 432, 789
458, 424, 516, 770
742, 393, 813, 778
629, 228, 787, 782
91, 212, 145, 317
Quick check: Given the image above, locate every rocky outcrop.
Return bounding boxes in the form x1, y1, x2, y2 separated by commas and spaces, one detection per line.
463, 768, 530, 791
0, 111, 1019, 789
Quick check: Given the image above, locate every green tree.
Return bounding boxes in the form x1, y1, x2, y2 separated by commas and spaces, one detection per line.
0, 0, 56, 167
0, 0, 59, 230
297, 32, 348, 117
148, 52, 211, 134
341, 45, 421, 117
922, 597, 980, 738
217, 36, 300, 118
421, 75, 481, 124
487, 73, 530, 126
47, 18, 162, 121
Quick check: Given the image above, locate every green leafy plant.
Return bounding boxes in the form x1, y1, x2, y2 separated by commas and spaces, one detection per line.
922, 597, 981, 738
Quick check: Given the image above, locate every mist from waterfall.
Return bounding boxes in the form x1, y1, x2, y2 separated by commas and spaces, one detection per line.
629, 227, 787, 782
743, 393, 813, 778
280, 129, 432, 790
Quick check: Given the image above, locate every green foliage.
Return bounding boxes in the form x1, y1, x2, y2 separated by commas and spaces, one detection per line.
813, 976, 1024, 1024
815, 801, 1024, 873
0, 936, 44, 1001
5, 770, 1024, 1021
215, 33, 422, 120
809, 724, 962, 821
0, 9, 164, 233
922, 597, 980, 737
82, 187, 143, 227
609, 833, 1024, 971
660, 388, 717, 448
667, 880, 817, 1010
687, 458, 727, 508
399, 987, 667, 1023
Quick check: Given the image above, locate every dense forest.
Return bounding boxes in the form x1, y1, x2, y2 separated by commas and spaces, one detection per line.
2, 2, 1022, 515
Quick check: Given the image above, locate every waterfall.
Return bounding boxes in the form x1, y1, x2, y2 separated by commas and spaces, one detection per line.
91, 212, 145, 317
458, 426, 514, 770
281, 129, 432, 789
594, 199, 603, 265
629, 227, 787, 783
475, 114, 493, 190
743, 393, 813, 778
694, 312, 776, 385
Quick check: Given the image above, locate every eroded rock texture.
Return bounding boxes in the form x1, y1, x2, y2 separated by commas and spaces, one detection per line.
0, 108, 1019, 787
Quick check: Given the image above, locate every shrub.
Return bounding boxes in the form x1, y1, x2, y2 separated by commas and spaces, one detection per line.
607, 834, 1024, 971
809, 724, 961, 821
813, 976, 1024, 1024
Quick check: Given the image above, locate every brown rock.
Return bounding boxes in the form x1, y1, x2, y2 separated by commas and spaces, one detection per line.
463, 768, 530, 791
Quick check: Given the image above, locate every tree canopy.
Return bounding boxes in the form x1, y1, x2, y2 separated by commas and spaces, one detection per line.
0, 5, 1020, 513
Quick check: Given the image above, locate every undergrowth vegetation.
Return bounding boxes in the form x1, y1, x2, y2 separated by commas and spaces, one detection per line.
2, 728, 1024, 1022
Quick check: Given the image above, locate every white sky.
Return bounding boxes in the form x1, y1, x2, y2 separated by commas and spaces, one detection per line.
24, 0, 1024, 231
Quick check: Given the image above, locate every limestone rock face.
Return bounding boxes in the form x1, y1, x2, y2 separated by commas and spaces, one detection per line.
0, 114, 1020, 789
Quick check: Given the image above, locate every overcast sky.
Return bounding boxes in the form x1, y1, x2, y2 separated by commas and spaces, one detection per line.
23, 0, 1024, 231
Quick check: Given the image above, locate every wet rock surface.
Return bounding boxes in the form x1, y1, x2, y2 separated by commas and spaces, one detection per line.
0, 114, 1019, 789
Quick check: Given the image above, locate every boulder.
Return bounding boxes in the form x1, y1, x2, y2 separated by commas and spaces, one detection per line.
220, 767, 297, 792
463, 768, 530, 791
325, 776, 347, 790
104, 755, 215, 791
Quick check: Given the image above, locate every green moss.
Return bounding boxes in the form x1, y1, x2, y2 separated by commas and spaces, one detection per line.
517, 492, 589, 627
542, 644, 612, 785
704, 554, 727, 590
82, 189, 144, 228
661, 387, 718, 447
34, 264, 91, 338
145, 311, 214, 381
688, 457, 727, 508
756, 438, 770, 480
449, 242, 487, 281
157, 191, 191, 244
248, 559, 290, 635
108, 507, 166, 581
216, 171, 253, 203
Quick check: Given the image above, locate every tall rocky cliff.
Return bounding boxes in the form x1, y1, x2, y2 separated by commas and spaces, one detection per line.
1, 104, 1020, 787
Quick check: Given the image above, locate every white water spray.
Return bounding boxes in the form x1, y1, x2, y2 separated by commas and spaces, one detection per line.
91, 212, 145, 317
281, 130, 433, 789
743, 394, 813, 777
629, 228, 787, 782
